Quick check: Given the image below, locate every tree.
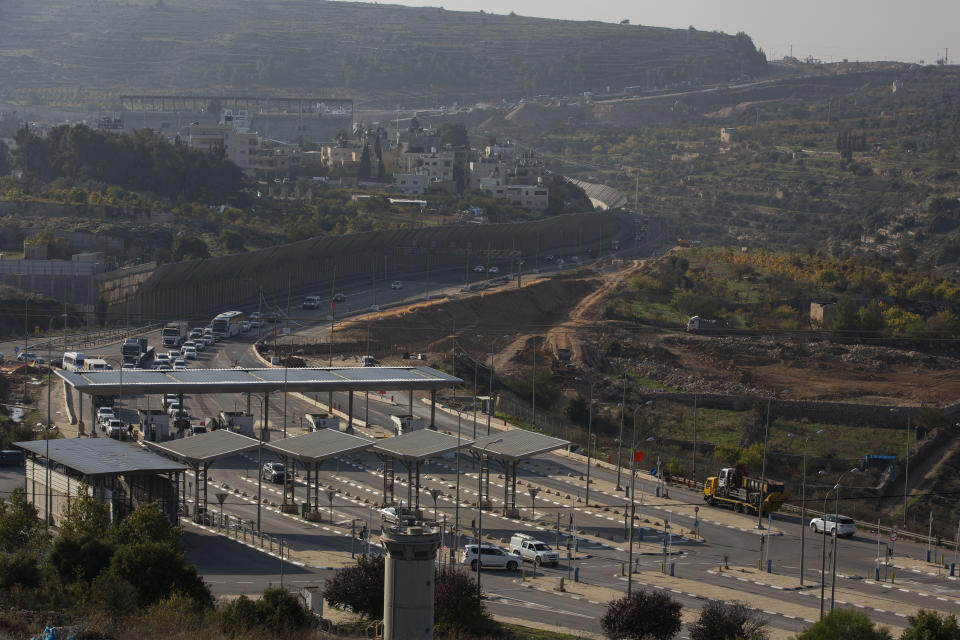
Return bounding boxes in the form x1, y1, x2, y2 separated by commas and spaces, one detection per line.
358, 145, 372, 181
219, 228, 246, 253
689, 601, 769, 640
106, 541, 212, 609
0, 140, 10, 176
601, 590, 682, 640
901, 610, 960, 640
438, 122, 469, 147
0, 488, 48, 553
434, 567, 495, 637
795, 609, 892, 640
59, 487, 109, 540
172, 235, 210, 261
112, 501, 180, 548
564, 394, 589, 428
323, 555, 385, 619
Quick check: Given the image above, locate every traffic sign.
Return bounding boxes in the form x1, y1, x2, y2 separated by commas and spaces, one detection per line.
695, 506, 700, 513
13, 346, 18, 354
891, 531, 898, 542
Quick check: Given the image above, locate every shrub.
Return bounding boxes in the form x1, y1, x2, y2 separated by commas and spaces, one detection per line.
689, 601, 769, 640
323, 555, 385, 619
900, 610, 960, 640
434, 567, 496, 637
795, 608, 892, 640
601, 590, 682, 640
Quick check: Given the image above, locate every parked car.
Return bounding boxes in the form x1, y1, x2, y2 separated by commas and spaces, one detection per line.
461, 544, 521, 571
810, 515, 857, 538
488, 266, 500, 274
261, 462, 291, 483
391, 281, 403, 290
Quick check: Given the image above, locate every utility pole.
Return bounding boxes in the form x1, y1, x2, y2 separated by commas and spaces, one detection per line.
757, 398, 771, 530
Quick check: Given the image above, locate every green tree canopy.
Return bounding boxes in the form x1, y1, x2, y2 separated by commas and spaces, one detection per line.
900, 610, 960, 640
795, 609, 892, 640
601, 590, 682, 640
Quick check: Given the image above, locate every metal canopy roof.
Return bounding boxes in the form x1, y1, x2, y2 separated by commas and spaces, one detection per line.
371, 429, 474, 462
14, 438, 188, 477
471, 429, 569, 462
145, 429, 260, 465
56, 366, 461, 396
263, 430, 374, 464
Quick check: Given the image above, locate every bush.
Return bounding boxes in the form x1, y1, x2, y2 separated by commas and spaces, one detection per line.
900, 610, 960, 640
601, 590, 682, 640
434, 567, 495, 637
323, 555, 385, 619
795, 608, 892, 640
689, 601, 769, 640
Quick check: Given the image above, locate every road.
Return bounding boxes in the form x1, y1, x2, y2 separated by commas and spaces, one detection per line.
14, 217, 955, 635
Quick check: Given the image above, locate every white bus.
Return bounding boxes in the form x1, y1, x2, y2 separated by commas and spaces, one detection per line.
63, 352, 86, 371
211, 310, 245, 339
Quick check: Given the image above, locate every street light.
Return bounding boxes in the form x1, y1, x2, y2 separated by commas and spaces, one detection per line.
454, 406, 466, 556
477, 437, 503, 593
486, 353, 494, 436
831, 467, 858, 612
585, 380, 597, 505
615, 372, 626, 490
757, 397, 772, 530
250, 394, 267, 532
528, 486, 540, 521
788, 429, 824, 586
45, 313, 67, 526
818, 467, 858, 618
627, 403, 651, 595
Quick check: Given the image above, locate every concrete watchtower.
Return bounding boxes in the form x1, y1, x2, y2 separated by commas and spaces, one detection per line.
382, 522, 442, 640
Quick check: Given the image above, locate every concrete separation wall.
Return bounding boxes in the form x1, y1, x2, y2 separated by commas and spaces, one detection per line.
135, 210, 630, 320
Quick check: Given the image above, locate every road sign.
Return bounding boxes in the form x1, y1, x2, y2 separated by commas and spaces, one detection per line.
13, 346, 18, 354
891, 531, 898, 542
695, 506, 700, 513
694, 519, 700, 528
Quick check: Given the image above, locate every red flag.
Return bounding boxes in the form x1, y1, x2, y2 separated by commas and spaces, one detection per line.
634, 451, 644, 462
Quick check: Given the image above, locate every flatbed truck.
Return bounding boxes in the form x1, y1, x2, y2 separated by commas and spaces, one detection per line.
703, 464, 791, 515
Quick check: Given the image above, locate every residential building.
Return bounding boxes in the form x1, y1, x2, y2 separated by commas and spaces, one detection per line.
392, 173, 428, 195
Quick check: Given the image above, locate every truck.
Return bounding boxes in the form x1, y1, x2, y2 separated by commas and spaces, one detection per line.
686, 316, 719, 332
305, 413, 340, 431
121, 338, 154, 367
703, 464, 791, 515
390, 414, 425, 436
162, 322, 188, 348
509, 533, 559, 567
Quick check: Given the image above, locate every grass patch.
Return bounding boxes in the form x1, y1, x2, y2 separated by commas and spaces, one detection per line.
497, 622, 594, 639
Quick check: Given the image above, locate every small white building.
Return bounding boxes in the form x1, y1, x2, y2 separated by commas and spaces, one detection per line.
392, 172, 429, 195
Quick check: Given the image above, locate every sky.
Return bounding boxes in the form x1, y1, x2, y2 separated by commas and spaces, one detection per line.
351, 0, 960, 64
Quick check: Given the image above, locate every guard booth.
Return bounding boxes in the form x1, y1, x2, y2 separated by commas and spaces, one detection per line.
389, 414, 425, 436
305, 413, 340, 431
138, 409, 171, 442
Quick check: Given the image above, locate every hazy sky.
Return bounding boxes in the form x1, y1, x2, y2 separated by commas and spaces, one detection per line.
356, 1, 959, 64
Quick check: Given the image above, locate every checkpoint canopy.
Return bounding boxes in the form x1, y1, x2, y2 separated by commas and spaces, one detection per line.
15, 437, 187, 527
263, 430, 375, 511
56, 365, 462, 434
371, 430, 474, 509
471, 429, 569, 516
146, 429, 260, 521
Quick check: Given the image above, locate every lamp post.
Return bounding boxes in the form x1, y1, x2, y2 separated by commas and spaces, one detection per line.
627, 404, 650, 595
788, 429, 824, 586
429, 488, 441, 523
477, 437, 503, 593
250, 395, 267, 532
585, 380, 596, 505
615, 372, 626, 490
454, 406, 466, 554
45, 313, 67, 525
757, 397, 771, 530
819, 467, 858, 618
831, 467, 858, 612
486, 353, 494, 436
528, 487, 540, 521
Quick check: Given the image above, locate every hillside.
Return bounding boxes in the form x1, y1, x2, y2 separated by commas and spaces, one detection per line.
0, 0, 767, 105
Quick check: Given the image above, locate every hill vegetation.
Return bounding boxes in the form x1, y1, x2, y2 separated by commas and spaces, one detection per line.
0, 0, 767, 105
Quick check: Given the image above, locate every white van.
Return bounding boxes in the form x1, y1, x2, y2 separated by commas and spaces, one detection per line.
63, 352, 86, 371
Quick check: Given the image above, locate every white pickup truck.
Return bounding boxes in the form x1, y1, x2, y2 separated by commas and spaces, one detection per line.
509, 533, 560, 566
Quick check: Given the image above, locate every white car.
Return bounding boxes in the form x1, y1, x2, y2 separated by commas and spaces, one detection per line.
183, 348, 198, 360
810, 515, 857, 538
391, 281, 403, 290
461, 544, 521, 571
472, 265, 485, 273
174, 360, 187, 370
106, 419, 124, 439
488, 266, 500, 274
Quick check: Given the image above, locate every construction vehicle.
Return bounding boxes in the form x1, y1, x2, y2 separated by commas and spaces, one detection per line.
703, 464, 791, 515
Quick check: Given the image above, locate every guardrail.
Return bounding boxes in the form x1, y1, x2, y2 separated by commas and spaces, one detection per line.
29, 323, 163, 355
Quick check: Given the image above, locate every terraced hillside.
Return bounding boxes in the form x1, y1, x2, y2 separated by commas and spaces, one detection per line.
0, 0, 768, 105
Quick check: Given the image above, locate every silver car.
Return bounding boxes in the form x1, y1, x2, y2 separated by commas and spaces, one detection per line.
810, 515, 857, 538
